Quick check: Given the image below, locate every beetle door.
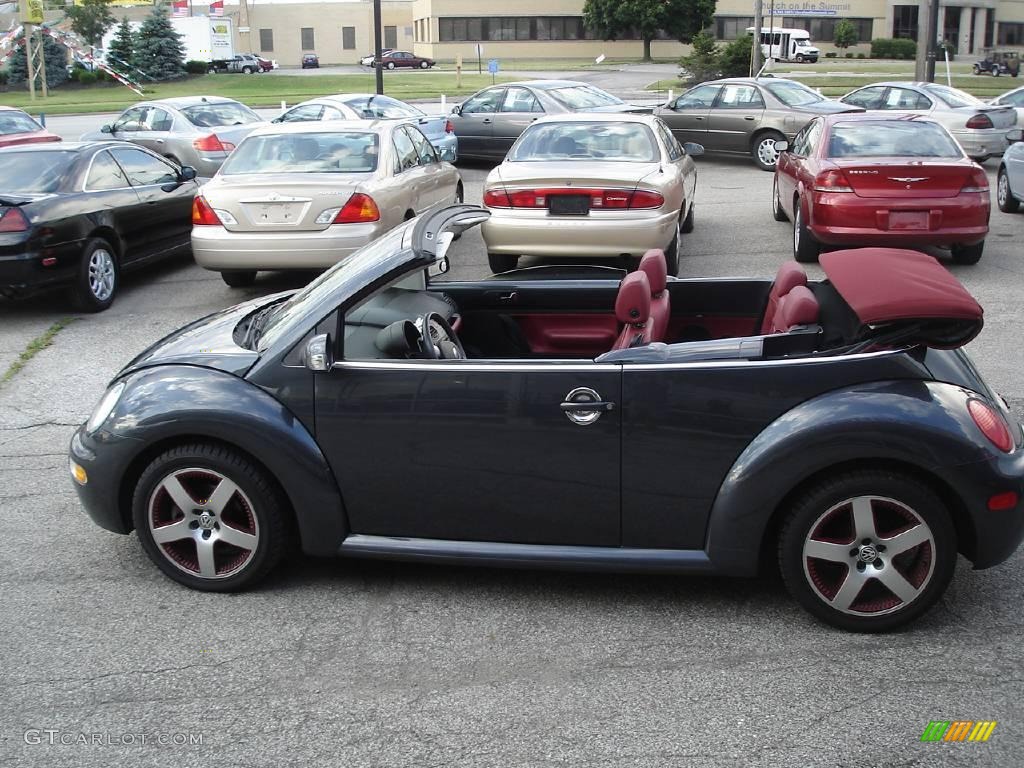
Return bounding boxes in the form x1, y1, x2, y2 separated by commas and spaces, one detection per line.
314, 361, 622, 546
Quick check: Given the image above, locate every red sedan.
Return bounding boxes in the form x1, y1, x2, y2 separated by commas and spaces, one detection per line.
0, 106, 62, 149
773, 113, 990, 264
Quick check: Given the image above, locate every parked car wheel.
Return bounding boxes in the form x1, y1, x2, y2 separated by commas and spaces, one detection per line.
71, 237, 118, 312
420, 61, 429, 69
752, 130, 785, 171
681, 201, 695, 234
792, 201, 819, 263
242, 66, 255, 74
997, 166, 1020, 212
663, 214, 682, 276
487, 253, 518, 273
387, 62, 396, 70
778, 470, 956, 632
972, 64, 981, 75
221, 270, 257, 288
132, 443, 289, 592
796, 54, 806, 63
993, 66, 1001, 77
772, 176, 788, 222
951, 241, 984, 265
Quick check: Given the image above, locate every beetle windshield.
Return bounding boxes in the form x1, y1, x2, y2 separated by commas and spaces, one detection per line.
764, 81, 825, 106
221, 132, 380, 174
0, 150, 74, 193
181, 101, 261, 127
509, 121, 658, 162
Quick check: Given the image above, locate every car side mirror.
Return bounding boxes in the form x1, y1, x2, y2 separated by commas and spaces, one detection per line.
179, 165, 197, 181
271, 116, 283, 123
774, 140, 790, 152
305, 333, 333, 372
683, 142, 704, 156
450, 104, 462, 116
1007, 129, 1024, 144
439, 144, 457, 162
101, 124, 112, 134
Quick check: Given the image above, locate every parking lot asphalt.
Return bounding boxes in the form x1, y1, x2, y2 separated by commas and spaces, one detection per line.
1, 155, 1022, 767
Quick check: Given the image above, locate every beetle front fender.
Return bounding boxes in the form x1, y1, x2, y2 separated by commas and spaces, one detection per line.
704, 380, 988, 575
109, 365, 346, 556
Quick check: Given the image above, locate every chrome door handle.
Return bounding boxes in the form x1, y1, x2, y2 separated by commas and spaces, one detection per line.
560, 387, 614, 425
744, 116, 755, 121
482, 118, 492, 124
154, 138, 164, 144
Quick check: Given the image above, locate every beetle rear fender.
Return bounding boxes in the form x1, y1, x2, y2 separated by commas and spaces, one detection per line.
111, 365, 346, 556
704, 380, 989, 576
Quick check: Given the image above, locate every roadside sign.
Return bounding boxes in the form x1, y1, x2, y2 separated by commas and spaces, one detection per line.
487, 59, 498, 74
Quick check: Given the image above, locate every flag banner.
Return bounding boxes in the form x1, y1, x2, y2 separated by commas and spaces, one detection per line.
210, 0, 224, 17
172, 0, 188, 18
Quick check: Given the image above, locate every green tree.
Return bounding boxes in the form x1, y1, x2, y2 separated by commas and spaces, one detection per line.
66, 0, 115, 48
6, 34, 70, 88
679, 30, 721, 84
107, 17, 135, 69
132, 6, 185, 81
833, 18, 858, 50
718, 33, 754, 77
584, 0, 716, 62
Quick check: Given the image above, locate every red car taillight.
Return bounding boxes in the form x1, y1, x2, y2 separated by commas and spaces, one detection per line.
335, 193, 380, 223
965, 113, 994, 129
191, 196, 222, 225
968, 399, 1014, 453
813, 169, 853, 193
192, 134, 235, 152
444, 119, 454, 134
960, 167, 990, 193
483, 188, 665, 210
0, 207, 29, 232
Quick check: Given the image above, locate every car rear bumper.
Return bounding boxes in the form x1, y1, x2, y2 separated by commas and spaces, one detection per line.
959, 444, 1024, 569
0, 235, 81, 294
809, 192, 989, 246
191, 222, 384, 269
950, 128, 1009, 158
482, 209, 678, 258
429, 133, 458, 160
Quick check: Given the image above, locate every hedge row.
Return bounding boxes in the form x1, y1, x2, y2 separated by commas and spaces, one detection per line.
870, 38, 917, 59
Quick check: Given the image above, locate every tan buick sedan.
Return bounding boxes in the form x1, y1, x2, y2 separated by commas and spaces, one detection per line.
192, 121, 462, 286
482, 113, 701, 275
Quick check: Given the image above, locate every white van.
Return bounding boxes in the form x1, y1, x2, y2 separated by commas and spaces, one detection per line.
747, 27, 820, 63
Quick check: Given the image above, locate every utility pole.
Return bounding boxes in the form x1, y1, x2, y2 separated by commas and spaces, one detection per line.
751, 0, 763, 76
373, 0, 383, 95
924, 0, 939, 82
914, 0, 928, 79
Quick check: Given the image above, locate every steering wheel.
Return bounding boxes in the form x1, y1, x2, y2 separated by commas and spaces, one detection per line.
418, 312, 466, 360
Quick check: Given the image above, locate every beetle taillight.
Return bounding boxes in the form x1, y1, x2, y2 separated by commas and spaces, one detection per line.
0, 207, 29, 233
191, 195, 222, 225
968, 399, 1014, 453
965, 113, 993, 129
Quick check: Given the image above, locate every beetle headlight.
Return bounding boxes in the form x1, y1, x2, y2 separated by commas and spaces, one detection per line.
86, 382, 126, 434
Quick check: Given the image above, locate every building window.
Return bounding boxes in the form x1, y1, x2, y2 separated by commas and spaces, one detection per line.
384, 25, 397, 49
259, 28, 273, 52
783, 17, 873, 44
438, 17, 609, 42
892, 5, 918, 40
342, 26, 356, 50
998, 22, 1024, 46
715, 17, 755, 40
301, 28, 315, 50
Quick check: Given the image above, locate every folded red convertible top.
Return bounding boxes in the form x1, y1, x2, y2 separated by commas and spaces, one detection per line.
819, 248, 984, 348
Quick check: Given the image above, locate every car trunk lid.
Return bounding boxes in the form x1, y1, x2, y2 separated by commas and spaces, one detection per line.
491, 161, 664, 214
830, 159, 978, 199
406, 115, 451, 144
952, 104, 1016, 130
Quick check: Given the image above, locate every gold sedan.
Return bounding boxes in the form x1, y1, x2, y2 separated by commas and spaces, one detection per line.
191, 121, 462, 287
481, 113, 702, 275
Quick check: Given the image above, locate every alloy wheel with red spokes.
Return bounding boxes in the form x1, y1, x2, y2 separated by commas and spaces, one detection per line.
133, 444, 287, 591
779, 471, 956, 632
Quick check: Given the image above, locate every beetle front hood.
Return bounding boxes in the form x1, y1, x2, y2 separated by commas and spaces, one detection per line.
116, 292, 292, 381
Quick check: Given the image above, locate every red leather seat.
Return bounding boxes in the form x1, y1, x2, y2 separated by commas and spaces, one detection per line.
771, 285, 819, 333
760, 261, 808, 334
638, 249, 669, 342
611, 272, 653, 350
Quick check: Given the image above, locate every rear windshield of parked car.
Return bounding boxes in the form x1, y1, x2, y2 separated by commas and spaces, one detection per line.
547, 86, 623, 110
0, 150, 73, 193
923, 84, 983, 108
764, 81, 825, 107
221, 132, 380, 174
827, 121, 963, 158
342, 95, 423, 119
509, 122, 658, 162
181, 102, 262, 128
0, 110, 42, 135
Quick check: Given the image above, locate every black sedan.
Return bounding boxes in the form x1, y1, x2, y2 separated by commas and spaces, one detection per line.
69, 206, 1024, 632
0, 142, 197, 310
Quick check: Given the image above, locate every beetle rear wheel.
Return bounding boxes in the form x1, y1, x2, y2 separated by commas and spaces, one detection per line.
778, 470, 956, 632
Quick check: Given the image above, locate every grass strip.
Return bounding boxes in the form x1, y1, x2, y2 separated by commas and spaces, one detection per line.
1, 318, 74, 386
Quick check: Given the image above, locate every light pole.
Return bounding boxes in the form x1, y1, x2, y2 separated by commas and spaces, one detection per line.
751, 0, 764, 75
373, 0, 383, 95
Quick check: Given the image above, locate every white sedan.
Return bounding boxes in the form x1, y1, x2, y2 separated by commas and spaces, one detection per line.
997, 129, 1024, 213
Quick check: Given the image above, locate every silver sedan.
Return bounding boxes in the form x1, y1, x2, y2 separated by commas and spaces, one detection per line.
990, 85, 1024, 126
997, 129, 1024, 214
191, 121, 463, 287
80, 97, 266, 175
839, 82, 1017, 161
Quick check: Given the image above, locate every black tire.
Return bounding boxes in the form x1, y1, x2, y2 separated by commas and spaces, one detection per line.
997, 166, 1020, 212
752, 130, 785, 171
993, 66, 1001, 77
951, 241, 984, 264
132, 443, 289, 592
207, 66, 216, 74
796, 54, 805, 63
778, 469, 957, 632
974, 154, 991, 164
973, 64, 981, 75
70, 237, 119, 312
792, 199, 819, 263
772, 175, 788, 222
663, 213, 682, 276
221, 270, 257, 287
681, 201, 695, 233
487, 253, 518, 273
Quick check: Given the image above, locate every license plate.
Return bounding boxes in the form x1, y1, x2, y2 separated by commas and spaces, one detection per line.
254, 203, 300, 224
889, 211, 928, 230
549, 195, 590, 216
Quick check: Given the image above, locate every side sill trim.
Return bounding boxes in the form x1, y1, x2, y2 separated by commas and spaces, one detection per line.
338, 534, 714, 573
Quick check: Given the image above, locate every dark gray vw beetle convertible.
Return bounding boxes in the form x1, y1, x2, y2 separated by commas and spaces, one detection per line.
70, 205, 1024, 632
